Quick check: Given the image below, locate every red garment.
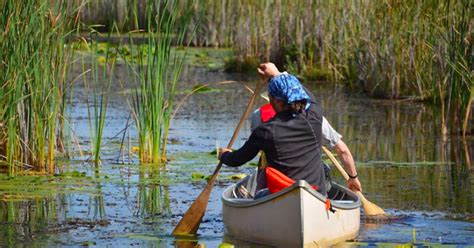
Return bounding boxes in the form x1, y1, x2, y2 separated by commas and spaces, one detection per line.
260, 103, 276, 123
266, 166, 317, 194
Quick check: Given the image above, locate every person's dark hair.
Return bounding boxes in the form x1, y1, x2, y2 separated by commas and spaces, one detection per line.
289, 100, 307, 114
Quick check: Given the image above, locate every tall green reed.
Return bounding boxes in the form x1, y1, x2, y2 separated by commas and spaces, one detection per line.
86, 37, 116, 167
127, 0, 192, 164
431, 0, 472, 136
0, 0, 76, 176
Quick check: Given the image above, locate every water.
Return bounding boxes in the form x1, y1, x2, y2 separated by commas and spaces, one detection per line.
0, 62, 473, 247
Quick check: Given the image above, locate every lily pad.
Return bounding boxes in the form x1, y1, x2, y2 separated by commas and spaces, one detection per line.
227, 174, 247, 180
127, 234, 162, 241
218, 243, 235, 248
80, 241, 97, 246
191, 172, 206, 180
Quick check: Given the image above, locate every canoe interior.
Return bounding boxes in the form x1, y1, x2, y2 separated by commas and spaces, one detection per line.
222, 176, 361, 210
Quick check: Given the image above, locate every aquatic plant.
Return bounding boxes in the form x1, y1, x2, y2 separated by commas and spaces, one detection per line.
430, 0, 472, 136
85, 36, 116, 167
127, 0, 193, 164
70, 1, 473, 135
0, 0, 76, 176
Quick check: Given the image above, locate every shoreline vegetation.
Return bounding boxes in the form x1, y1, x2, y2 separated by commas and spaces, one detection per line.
1, 0, 473, 175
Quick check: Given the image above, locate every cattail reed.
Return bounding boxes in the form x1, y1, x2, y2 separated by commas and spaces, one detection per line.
0, 0, 76, 175
86, 36, 116, 167
128, 0, 192, 164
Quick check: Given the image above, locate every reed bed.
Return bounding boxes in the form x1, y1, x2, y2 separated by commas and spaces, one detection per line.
127, 0, 192, 164
180, 0, 472, 135
0, 0, 76, 176
2, 0, 470, 176
75, 0, 472, 134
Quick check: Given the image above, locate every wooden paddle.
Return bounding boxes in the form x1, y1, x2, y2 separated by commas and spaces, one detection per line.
172, 80, 265, 235
322, 146, 386, 216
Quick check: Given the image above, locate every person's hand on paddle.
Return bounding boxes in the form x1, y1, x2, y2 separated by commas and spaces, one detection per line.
347, 177, 362, 192
218, 148, 232, 160
257, 62, 281, 81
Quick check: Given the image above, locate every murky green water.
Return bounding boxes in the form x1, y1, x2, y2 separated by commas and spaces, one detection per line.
0, 58, 473, 247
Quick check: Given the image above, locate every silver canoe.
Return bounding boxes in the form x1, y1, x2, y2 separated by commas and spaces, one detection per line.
221, 180, 361, 247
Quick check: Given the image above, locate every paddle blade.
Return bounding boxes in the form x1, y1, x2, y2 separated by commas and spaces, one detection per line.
172, 176, 216, 235
172, 195, 208, 235
356, 191, 386, 216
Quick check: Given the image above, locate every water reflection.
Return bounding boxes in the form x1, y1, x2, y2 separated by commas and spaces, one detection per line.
0, 196, 63, 246
353, 164, 472, 214
89, 171, 106, 220
136, 166, 171, 219
309, 84, 473, 215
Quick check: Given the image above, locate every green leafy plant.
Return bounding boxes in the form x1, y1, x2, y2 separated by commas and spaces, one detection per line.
127, 0, 193, 164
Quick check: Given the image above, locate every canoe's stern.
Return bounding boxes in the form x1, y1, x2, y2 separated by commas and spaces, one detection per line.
301, 184, 360, 247
223, 188, 304, 246
222, 180, 361, 247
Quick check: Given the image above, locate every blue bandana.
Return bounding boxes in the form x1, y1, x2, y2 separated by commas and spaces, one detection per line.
268, 74, 310, 104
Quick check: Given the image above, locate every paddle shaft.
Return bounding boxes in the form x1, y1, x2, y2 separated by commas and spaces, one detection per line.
322, 146, 350, 180
322, 146, 386, 216
172, 80, 264, 235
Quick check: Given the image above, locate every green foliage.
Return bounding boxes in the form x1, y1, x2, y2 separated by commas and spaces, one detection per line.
54, 171, 87, 178
224, 56, 259, 73
301, 66, 332, 82
191, 85, 216, 93
227, 173, 247, 180
62, 0, 474, 135
191, 172, 209, 180
218, 243, 235, 248
184, 0, 473, 134
0, 0, 76, 175
128, 0, 193, 164
431, 0, 473, 135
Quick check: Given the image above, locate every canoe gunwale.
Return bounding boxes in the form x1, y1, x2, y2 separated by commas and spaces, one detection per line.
222, 180, 361, 210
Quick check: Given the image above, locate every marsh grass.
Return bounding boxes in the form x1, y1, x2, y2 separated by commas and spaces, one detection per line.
64, 1, 471, 135
126, 0, 193, 164
0, 0, 76, 176
85, 33, 117, 167
182, 0, 472, 134
435, 0, 473, 136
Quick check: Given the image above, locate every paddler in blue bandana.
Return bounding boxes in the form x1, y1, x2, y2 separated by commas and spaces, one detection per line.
219, 62, 362, 198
